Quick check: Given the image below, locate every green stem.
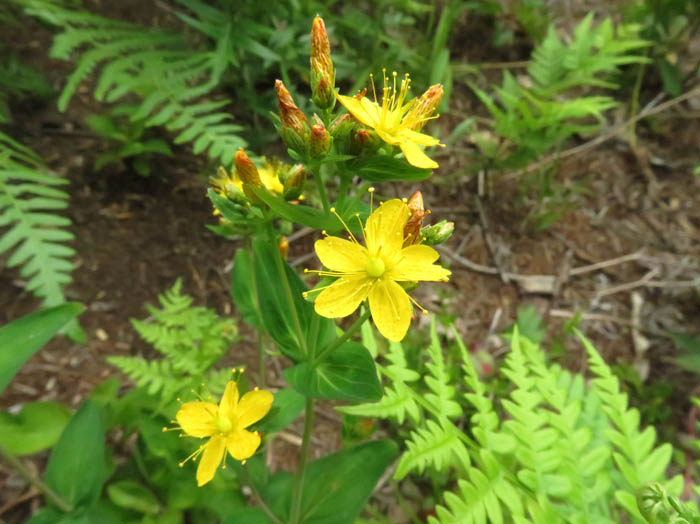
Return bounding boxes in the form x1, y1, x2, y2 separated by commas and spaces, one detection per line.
290, 397, 314, 524
315, 308, 371, 364
243, 465, 284, 524
315, 162, 330, 214
0, 444, 73, 513
336, 171, 350, 209
257, 328, 266, 387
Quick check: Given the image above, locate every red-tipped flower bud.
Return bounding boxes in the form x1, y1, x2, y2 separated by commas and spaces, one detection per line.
310, 16, 335, 109
234, 148, 262, 186
309, 124, 331, 157
283, 164, 306, 200
275, 80, 309, 153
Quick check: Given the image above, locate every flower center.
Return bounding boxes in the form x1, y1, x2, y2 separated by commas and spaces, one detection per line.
215, 415, 233, 434
366, 257, 386, 278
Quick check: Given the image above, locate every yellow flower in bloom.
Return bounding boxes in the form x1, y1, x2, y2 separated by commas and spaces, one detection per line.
175, 381, 273, 486
336, 70, 444, 169
305, 198, 451, 342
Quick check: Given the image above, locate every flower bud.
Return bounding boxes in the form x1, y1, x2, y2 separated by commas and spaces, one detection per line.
211, 166, 246, 205
407, 84, 443, 131
283, 164, 306, 201
275, 80, 309, 153
309, 124, 331, 158
349, 128, 381, 155
403, 190, 426, 246
279, 236, 289, 259
310, 16, 335, 110
421, 220, 454, 246
234, 148, 261, 187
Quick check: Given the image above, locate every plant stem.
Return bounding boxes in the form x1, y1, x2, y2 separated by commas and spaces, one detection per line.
243, 465, 283, 524
315, 162, 330, 214
336, 171, 350, 209
257, 328, 266, 387
290, 397, 314, 524
315, 308, 371, 364
0, 444, 72, 513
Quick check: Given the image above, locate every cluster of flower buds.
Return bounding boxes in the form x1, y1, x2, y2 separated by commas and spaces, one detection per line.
401, 191, 454, 247
310, 15, 335, 110
275, 80, 310, 156
281, 164, 306, 201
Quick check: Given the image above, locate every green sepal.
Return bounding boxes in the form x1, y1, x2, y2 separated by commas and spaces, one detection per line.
284, 342, 382, 403
350, 155, 433, 182
0, 303, 83, 395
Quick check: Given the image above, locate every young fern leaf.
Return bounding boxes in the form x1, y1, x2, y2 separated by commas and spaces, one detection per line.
0, 132, 79, 334
395, 418, 470, 480
576, 330, 682, 519
109, 280, 237, 404
425, 318, 462, 418
31, 4, 247, 163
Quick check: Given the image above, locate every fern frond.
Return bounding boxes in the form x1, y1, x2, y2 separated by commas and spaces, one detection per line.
430, 451, 524, 524
107, 355, 183, 401
395, 419, 470, 480
0, 133, 76, 309
424, 318, 462, 418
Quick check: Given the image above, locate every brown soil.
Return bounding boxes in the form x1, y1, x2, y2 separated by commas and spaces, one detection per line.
2, 3, 700, 523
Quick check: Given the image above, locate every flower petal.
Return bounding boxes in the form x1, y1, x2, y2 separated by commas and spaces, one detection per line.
368, 277, 411, 342
176, 401, 218, 438
226, 428, 261, 461
314, 276, 373, 318
399, 141, 438, 169
336, 94, 377, 128
398, 128, 441, 147
315, 236, 367, 273
360, 97, 381, 124
365, 199, 410, 256
375, 127, 400, 146
196, 435, 225, 486
391, 245, 451, 282
218, 381, 239, 421
237, 389, 274, 429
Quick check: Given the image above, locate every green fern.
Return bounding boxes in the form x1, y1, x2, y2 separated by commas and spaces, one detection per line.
108, 279, 238, 405
19, 2, 246, 164
471, 14, 649, 169
0, 132, 78, 312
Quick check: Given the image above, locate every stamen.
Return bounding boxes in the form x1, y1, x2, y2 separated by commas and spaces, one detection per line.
369, 73, 377, 104
407, 293, 429, 315
179, 444, 205, 467
368, 187, 375, 213
330, 207, 359, 244
354, 213, 368, 242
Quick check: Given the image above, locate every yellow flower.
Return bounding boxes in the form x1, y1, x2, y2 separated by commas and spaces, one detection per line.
305, 198, 451, 342
335, 70, 444, 169
175, 381, 273, 486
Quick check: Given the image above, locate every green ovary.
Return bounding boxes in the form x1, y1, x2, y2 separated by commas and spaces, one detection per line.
215, 415, 233, 434
366, 257, 386, 278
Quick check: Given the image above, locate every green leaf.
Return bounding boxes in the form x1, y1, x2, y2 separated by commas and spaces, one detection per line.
231, 248, 262, 327
252, 236, 335, 362
657, 57, 682, 97
107, 480, 160, 515
350, 155, 433, 182
0, 303, 83, 394
45, 400, 106, 508
0, 401, 71, 455
249, 186, 340, 232
284, 342, 382, 403
221, 507, 274, 524
256, 387, 305, 433
297, 440, 398, 524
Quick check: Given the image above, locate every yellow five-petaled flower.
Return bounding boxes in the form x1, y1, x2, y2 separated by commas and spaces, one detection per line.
175, 381, 273, 486
336, 70, 444, 169
306, 199, 451, 342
